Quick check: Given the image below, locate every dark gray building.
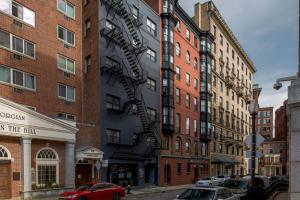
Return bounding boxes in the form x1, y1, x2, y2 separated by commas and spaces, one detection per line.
99, 0, 161, 187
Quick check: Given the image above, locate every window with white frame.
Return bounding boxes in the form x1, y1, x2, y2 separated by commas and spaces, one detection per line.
36, 148, 59, 186
57, 55, 75, 74
194, 78, 198, 89
0, 65, 36, 90
0, 0, 35, 26
146, 48, 156, 62
186, 51, 190, 64
0, 145, 11, 159
146, 18, 156, 36
57, 25, 75, 46
57, 113, 76, 121
176, 42, 181, 56
194, 58, 198, 69
57, 0, 75, 19
58, 83, 75, 101
0, 29, 35, 58
186, 29, 190, 41
186, 73, 190, 86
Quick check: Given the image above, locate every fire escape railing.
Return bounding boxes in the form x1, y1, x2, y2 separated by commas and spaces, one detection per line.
100, 0, 162, 151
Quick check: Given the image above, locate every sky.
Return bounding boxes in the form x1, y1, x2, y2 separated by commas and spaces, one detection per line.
179, 0, 298, 111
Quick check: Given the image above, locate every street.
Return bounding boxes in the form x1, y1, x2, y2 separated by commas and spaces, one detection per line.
126, 189, 185, 200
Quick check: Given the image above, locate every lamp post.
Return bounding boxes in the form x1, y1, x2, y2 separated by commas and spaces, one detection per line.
249, 100, 259, 183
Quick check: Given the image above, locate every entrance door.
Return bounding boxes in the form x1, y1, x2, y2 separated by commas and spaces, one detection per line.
76, 164, 92, 187
194, 166, 199, 182
145, 164, 156, 185
164, 164, 171, 185
0, 163, 11, 199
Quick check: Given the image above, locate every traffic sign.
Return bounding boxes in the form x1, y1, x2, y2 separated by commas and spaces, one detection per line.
244, 132, 265, 147
246, 150, 263, 158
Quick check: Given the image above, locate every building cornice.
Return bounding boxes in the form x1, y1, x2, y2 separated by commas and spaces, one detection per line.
207, 1, 256, 73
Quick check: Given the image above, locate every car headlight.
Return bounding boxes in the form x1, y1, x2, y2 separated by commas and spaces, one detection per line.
63, 194, 78, 199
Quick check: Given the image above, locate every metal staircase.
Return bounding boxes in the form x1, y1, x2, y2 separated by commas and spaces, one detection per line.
101, 0, 162, 151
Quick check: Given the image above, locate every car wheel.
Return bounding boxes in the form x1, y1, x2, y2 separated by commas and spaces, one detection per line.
79, 197, 88, 200
113, 193, 121, 200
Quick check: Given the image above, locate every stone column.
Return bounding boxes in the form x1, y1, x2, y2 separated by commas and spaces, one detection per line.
65, 142, 75, 188
22, 137, 32, 200
288, 79, 300, 200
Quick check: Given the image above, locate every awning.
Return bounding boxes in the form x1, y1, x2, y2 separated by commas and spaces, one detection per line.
211, 154, 240, 164
76, 146, 104, 161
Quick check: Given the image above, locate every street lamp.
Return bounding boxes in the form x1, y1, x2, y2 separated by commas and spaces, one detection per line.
249, 100, 259, 183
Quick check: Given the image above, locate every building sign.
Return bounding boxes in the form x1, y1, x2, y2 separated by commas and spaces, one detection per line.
0, 98, 77, 142
0, 124, 36, 136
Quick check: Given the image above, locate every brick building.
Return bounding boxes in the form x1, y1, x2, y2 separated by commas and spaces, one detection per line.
0, 0, 102, 199
256, 107, 273, 140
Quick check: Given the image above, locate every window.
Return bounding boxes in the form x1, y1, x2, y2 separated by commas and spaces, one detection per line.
106, 129, 120, 144
57, 25, 75, 46
147, 18, 157, 36
11, 69, 36, 90
194, 119, 198, 136
176, 66, 181, 80
0, 29, 10, 49
146, 48, 156, 62
175, 113, 181, 133
220, 81, 223, 92
186, 117, 190, 135
176, 88, 181, 104
132, 5, 139, 20
186, 73, 190, 86
220, 34, 223, 45
85, 55, 91, 71
177, 163, 182, 175
186, 51, 190, 64
146, 77, 156, 91
194, 78, 198, 90
213, 25, 216, 36
36, 148, 59, 186
84, 19, 91, 37
186, 29, 190, 41
0, 0, 35, 26
194, 58, 198, 69
147, 108, 157, 121
57, 113, 75, 121
0, 145, 10, 159
175, 137, 181, 152
194, 97, 198, 112
58, 84, 75, 101
185, 139, 191, 152
201, 100, 206, 112
186, 93, 190, 108
57, 0, 75, 19
176, 42, 181, 56
194, 36, 198, 48
57, 55, 75, 74
0, 66, 36, 90
106, 94, 120, 111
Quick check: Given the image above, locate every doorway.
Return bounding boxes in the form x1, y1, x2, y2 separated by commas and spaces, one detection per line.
164, 164, 171, 185
145, 164, 156, 185
194, 165, 199, 183
0, 162, 11, 199
75, 164, 92, 187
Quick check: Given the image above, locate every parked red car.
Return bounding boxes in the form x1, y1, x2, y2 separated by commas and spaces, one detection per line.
59, 182, 125, 200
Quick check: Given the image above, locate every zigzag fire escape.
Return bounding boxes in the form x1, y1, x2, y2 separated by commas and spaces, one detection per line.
100, 0, 162, 151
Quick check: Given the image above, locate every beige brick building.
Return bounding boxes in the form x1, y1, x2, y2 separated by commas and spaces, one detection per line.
194, 1, 256, 176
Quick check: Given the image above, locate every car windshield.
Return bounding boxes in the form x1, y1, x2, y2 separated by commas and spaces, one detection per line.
178, 189, 215, 200
223, 180, 248, 189
202, 178, 211, 180
77, 184, 94, 191
217, 176, 225, 178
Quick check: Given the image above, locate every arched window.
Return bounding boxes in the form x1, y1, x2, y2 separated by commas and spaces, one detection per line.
185, 139, 191, 152
194, 58, 198, 69
0, 145, 11, 160
36, 148, 59, 186
175, 137, 181, 152
176, 42, 181, 56
186, 51, 190, 64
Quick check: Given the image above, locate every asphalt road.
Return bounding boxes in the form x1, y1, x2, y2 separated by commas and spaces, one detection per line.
126, 189, 185, 200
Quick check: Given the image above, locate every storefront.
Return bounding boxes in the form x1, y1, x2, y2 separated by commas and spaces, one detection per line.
0, 98, 78, 199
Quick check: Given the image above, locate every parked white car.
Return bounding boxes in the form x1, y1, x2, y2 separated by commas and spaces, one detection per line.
174, 186, 239, 200
196, 177, 222, 187
216, 175, 231, 184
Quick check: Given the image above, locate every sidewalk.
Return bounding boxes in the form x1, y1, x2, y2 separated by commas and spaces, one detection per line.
127, 184, 193, 196
274, 192, 289, 200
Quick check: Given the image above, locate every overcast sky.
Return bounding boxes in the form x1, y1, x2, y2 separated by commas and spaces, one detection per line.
179, 0, 298, 111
